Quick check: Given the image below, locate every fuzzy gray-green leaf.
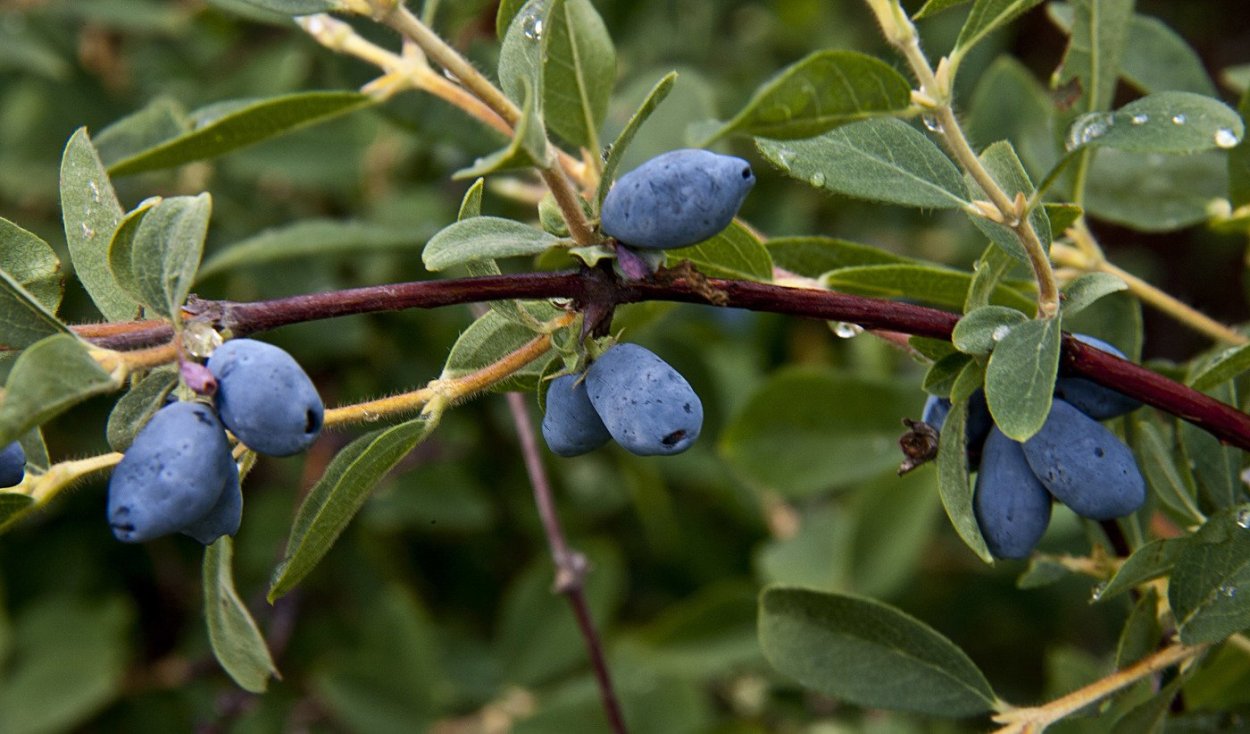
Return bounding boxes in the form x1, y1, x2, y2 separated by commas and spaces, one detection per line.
204, 537, 279, 693
541, 0, 616, 150
1170, 505, 1250, 644
984, 317, 1061, 441
423, 217, 561, 272
711, 51, 911, 142
1066, 92, 1244, 155
759, 587, 997, 716
0, 334, 121, 447
665, 221, 773, 281
130, 194, 212, 321
757, 118, 969, 209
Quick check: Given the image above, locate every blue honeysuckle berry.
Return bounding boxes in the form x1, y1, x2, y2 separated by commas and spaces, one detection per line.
180, 448, 242, 545
1054, 334, 1142, 420
108, 401, 236, 543
208, 339, 324, 457
0, 441, 25, 488
585, 343, 703, 456
1021, 399, 1146, 520
600, 148, 755, 250
542, 374, 613, 457
974, 427, 1054, 559
922, 390, 992, 450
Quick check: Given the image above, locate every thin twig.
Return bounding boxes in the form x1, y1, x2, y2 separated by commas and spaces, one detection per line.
504, 392, 629, 734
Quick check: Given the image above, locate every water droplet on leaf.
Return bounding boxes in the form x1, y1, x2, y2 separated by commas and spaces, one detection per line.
1236, 507, 1250, 529
1130, 113, 1148, 126
1172, 113, 1187, 125
1065, 113, 1113, 151
808, 172, 826, 188
522, 13, 544, 40
183, 322, 224, 359
832, 322, 862, 339
1215, 128, 1240, 149
80, 222, 94, 239
1090, 582, 1107, 602
921, 114, 943, 133
991, 324, 1011, 342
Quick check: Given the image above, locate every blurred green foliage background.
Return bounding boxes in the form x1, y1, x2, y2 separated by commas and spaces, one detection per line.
1, 0, 1249, 731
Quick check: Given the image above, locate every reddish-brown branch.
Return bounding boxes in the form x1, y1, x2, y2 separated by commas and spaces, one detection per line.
52, 268, 1250, 452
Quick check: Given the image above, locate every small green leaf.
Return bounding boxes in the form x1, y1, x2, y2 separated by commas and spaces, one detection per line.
60, 128, 138, 322
1044, 203, 1083, 232
204, 537, 279, 693
1191, 343, 1250, 391
596, 72, 676, 208
964, 141, 1051, 265
1170, 505, 1250, 644
106, 197, 159, 306
964, 242, 1020, 313
720, 367, 918, 496
939, 361, 994, 562
496, 0, 528, 38
0, 217, 62, 313
198, 219, 433, 279
222, 0, 338, 13
1066, 92, 1244, 155
105, 368, 177, 452
269, 418, 436, 602
759, 587, 997, 716
0, 264, 69, 351
93, 97, 191, 167
757, 118, 969, 209
710, 51, 911, 142
822, 264, 1035, 312
954, 0, 1046, 60
540, 0, 616, 150
440, 307, 557, 390
105, 91, 373, 177
984, 316, 1061, 441
0, 334, 121, 447
1180, 383, 1241, 510
1099, 538, 1187, 601
767, 236, 913, 278
423, 217, 561, 272
952, 306, 1030, 356
922, 352, 972, 398
498, 0, 544, 112
664, 221, 773, 281
130, 194, 212, 321
458, 178, 485, 220
1133, 420, 1204, 525
1061, 272, 1127, 316
454, 77, 550, 179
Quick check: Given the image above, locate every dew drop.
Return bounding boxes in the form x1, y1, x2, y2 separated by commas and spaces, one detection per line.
991, 324, 1011, 342
1221, 584, 1239, 598
88, 179, 101, 202
1215, 128, 1240, 149
1236, 507, 1250, 529
80, 222, 94, 239
808, 172, 826, 188
832, 322, 863, 339
1130, 113, 1149, 126
1090, 582, 1107, 603
183, 322, 223, 358
1065, 113, 1113, 151
1172, 113, 1187, 125
921, 114, 944, 133
773, 150, 795, 170
362, 410, 382, 423
522, 13, 544, 41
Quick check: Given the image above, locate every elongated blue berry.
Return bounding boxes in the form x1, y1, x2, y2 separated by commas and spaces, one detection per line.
922, 390, 992, 449
542, 374, 612, 457
1055, 334, 1142, 420
0, 441, 25, 488
974, 428, 1053, 559
1021, 399, 1146, 520
601, 149, 755, 250
585, 344, 703, 456
180, 449, 242, 545
108, 401, 235, 543
208, 339, 324, 457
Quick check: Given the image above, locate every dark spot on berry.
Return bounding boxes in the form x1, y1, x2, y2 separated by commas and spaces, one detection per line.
741, 167, 753, 179
1094, 447, 1105, 458
661, 430, 686, 447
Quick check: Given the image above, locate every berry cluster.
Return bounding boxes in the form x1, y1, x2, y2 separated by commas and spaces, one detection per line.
542, 344, 703, 457
108, 339, 323, 544
601, 148, 755, 250
0, 441, 25, 489
925, 335, 1147, 559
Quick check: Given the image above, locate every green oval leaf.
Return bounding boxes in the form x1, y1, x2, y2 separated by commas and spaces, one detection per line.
821, 264, 1035, 312
423, 217, 560, 272
540, 0, 616, 150
1067, 91, 1244, 154
440, 308, 557, 390
964, 140, 1051, 265
767, 236, 913, 278
106, 197, 160, 307
105, 368, 177, 452
60, 128, 138, 322
221, 0, 338, 13
0, 334, 121, 447
953, 0, 1046, 60
1170, 505, 1250, 644
757, 118, 970, 209
454, 78, 549, 179
952, 305, 1030, 356
1061, 272, 1128, 316
130, 194, 212, 321
198, 219, 433, 280
1085, 148, 1225, 232
269, 417, 437, 602
0, 222, 69, 350
1051, 0, 1135, 114
596, 71, 676, 208
710, 50, 911, 142
105, 91, 373, 177
940, 361, 994, 562
664, 221, 773, 281
984, 317, 1062, 441
204, 537, 279, 693
759, 587, 997, 716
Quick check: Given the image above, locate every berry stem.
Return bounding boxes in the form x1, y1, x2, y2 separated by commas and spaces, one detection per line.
504, 391, 630, 734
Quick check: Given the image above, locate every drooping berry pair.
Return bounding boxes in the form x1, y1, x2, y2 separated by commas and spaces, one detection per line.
925, 335, 1146, 559
542, 344, 703, 457
108, 339, 323, 544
